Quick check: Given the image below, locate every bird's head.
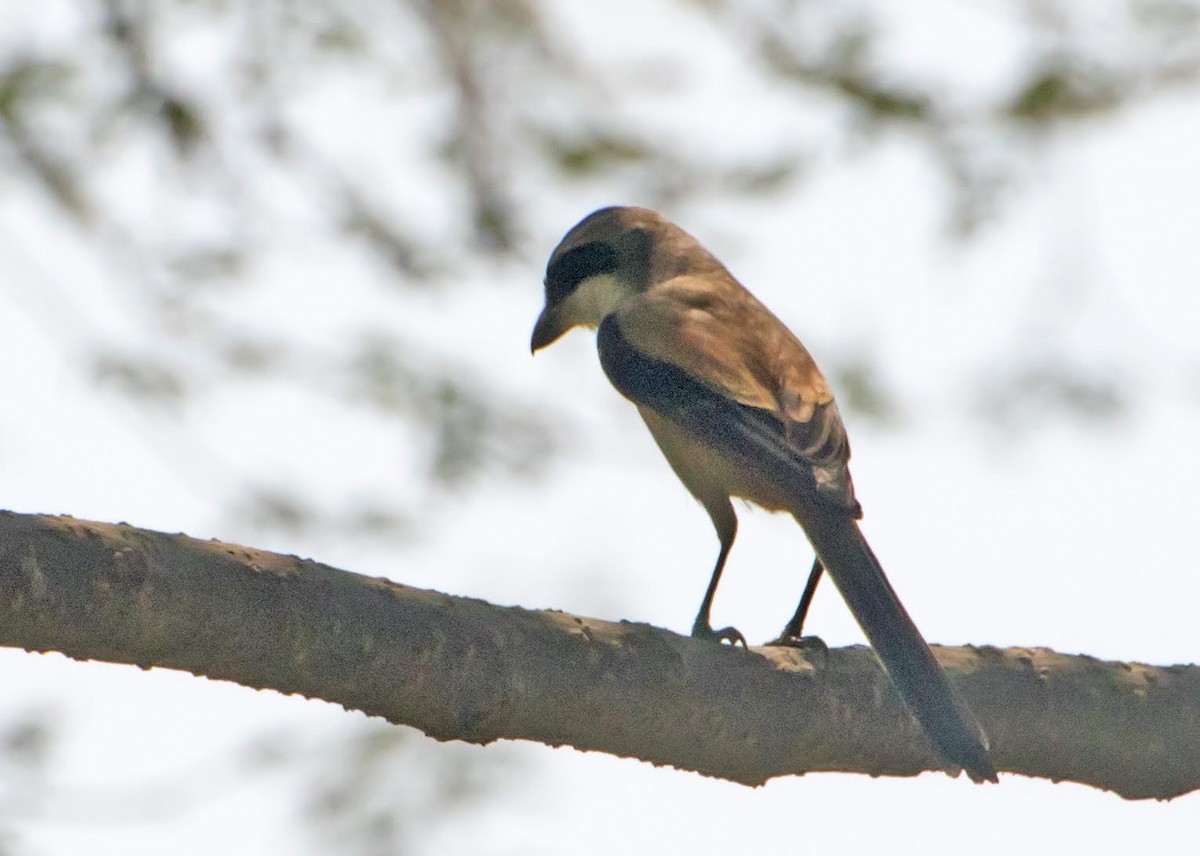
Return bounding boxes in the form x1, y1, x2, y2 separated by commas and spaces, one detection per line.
531, 206, 718, 352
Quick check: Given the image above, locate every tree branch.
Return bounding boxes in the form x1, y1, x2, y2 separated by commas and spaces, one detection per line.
0, 511, 1193, 798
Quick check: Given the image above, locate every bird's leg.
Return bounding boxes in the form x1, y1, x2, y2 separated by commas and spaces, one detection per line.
691, 506, 746, 647
767, 557, 826, 649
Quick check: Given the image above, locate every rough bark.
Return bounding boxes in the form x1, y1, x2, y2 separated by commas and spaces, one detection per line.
0, 511, 1194, 798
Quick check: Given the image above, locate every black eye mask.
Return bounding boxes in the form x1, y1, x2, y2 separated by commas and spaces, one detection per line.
544, 241, 618, 302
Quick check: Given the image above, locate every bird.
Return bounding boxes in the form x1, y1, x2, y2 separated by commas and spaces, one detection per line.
530, 205, 996, 782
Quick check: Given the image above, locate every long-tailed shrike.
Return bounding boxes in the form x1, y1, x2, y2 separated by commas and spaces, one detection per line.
531, 206, 995, 782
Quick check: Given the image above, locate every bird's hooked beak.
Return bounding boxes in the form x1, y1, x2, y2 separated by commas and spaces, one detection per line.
530, 303, 566, 353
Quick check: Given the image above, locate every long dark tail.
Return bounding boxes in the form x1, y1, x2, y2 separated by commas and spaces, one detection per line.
801, 512, 997, 782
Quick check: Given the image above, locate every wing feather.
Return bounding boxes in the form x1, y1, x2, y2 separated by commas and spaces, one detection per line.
599, 283, 859, 516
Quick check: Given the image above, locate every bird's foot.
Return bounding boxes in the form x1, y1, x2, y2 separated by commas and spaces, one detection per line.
764, 633, 829, 658
691, 620, 748, 648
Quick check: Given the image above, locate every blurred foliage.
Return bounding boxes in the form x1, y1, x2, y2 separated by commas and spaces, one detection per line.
0, 0, 1196, 534
0, 712, 515, 856
0, 709, 56, 855
829, 353, 902, 428
303, 723, 514, 856
973, 357, 1128, 431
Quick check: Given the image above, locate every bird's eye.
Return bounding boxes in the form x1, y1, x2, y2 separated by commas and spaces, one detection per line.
545, 241, 618, 301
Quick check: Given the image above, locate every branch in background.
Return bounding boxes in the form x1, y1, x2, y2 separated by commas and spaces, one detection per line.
0, 511, 1194, 799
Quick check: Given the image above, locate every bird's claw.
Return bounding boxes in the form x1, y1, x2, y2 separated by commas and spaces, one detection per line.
692, 622, 748, 648
764, 633, 829, 658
